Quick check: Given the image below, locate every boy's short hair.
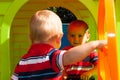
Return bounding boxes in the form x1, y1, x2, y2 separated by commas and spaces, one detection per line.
68, 20, 88, 33
30, 10, 63, 42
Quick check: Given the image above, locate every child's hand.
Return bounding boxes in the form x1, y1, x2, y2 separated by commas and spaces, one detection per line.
80, 69, 97, 80
80, 71, 93, 80
81, 66, 97, 80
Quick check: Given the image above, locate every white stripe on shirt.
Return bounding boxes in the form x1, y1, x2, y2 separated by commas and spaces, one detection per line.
19, 56, 49, 65
58, 50, 66, 70
11, 75, 18, 80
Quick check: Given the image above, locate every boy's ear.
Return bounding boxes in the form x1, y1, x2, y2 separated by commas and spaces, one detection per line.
56, 34, 63, 43
54, 34, 63, 49
86, 29, 90, 41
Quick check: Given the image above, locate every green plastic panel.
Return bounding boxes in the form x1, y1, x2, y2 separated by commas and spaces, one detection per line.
0, 0, 111, 80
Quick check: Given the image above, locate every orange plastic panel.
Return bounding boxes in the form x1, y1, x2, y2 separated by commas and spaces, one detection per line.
105, 0, 119, 80
98, 0, 118, 80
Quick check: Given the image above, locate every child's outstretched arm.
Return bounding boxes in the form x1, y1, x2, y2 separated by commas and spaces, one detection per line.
63, 40, 107, 66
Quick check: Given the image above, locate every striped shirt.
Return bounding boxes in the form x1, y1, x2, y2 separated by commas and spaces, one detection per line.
11, 44, 65, 80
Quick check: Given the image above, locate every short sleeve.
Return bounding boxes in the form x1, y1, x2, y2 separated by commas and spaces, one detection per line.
50, 50, 66, 72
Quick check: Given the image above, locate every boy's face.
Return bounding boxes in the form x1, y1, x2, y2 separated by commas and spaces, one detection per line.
68, 26, 89, 47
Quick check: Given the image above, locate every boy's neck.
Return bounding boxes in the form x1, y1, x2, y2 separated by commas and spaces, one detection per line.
33, 40, 56, 48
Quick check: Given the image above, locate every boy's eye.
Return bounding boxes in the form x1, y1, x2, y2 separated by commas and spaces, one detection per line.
70, 34, 75, 37
70, 34, 82, 38
78, 35, 82, 37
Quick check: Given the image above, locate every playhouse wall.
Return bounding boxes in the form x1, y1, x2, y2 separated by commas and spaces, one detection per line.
0, 0, 99, 80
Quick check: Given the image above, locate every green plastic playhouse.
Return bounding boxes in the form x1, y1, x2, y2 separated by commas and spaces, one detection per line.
0, 0, 120, 80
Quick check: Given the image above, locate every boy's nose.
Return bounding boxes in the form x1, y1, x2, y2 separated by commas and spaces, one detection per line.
74, 36, 80, 43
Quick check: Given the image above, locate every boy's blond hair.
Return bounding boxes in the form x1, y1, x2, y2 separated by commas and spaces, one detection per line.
30, 10, 63, 43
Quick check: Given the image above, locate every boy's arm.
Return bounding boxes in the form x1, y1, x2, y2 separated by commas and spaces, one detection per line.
63, 40, 107, 66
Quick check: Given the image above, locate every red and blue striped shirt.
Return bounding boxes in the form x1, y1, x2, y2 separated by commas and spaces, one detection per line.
62, 46, 98, 75
11, 44, 65, 80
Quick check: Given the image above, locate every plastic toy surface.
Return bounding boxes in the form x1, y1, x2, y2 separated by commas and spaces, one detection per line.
98, 0, 120, 80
